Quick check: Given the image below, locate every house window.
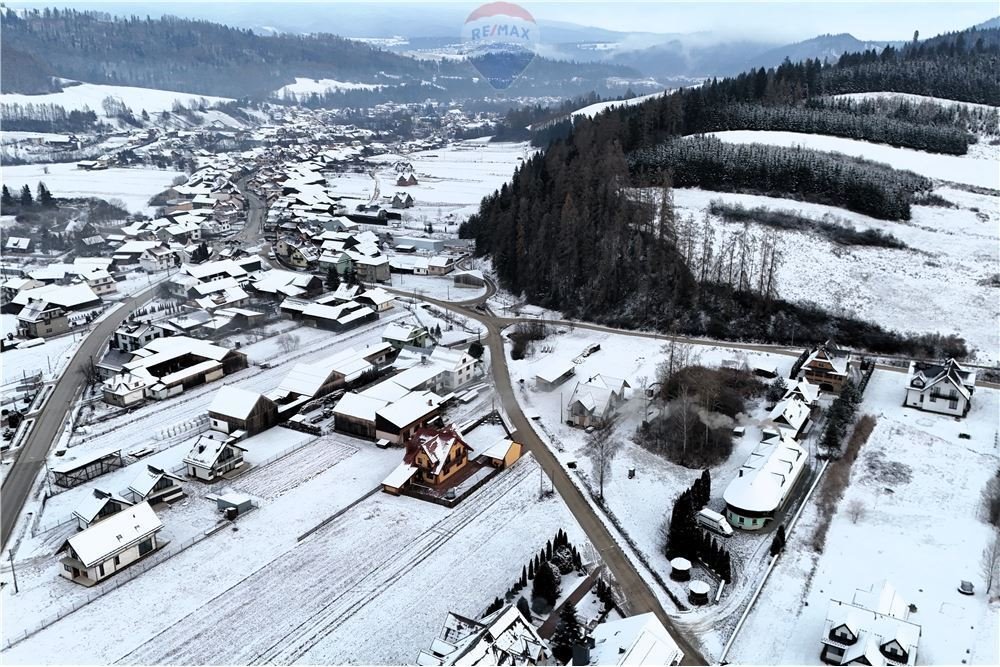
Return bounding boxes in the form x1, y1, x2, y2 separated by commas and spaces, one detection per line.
98, 563, 105, 577
949, 398, 959, 410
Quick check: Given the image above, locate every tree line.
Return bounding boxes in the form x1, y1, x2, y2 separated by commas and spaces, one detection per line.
629, 136, 932, 220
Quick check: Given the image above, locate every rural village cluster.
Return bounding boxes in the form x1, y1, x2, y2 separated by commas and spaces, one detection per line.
1, 22, 999, 667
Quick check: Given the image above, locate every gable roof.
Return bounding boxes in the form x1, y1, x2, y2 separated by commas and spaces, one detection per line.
128, 465, 184, 498
72, 489, 133, 523
209, 385, 268, 420
63, 501, 161, 567
590, 613, 684, 666
183, 432, 246, 469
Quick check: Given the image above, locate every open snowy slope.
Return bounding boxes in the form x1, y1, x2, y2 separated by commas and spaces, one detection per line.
831, 91, 1000, 114
0, 81, 232, 116
706, 129, 999, 189
670, 187, 1000, 364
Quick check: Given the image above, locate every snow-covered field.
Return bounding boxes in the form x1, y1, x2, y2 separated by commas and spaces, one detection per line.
1, 332, 82, 391
706, 129, 999, 189
0, 163, 183, 214
568, 90, 669, 122
273, 77, 381, 97
728, 372, 1000, 666
362, 138, 533, 223
669, 187, 1000, 364
3, 452, 592, 665
388, 272, 486, 302
0, 82, 232, 116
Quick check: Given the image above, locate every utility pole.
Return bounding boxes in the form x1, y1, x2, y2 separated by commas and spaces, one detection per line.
8, 551, 18, 593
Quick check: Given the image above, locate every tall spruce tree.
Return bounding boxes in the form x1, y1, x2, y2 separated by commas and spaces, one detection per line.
550, 601, 581, 663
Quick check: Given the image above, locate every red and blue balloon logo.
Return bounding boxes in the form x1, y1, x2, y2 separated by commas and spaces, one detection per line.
461, 2, 539, 90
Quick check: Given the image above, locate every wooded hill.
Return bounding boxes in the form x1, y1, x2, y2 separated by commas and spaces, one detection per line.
0, 8, 640, 100
461, 27, 994, 358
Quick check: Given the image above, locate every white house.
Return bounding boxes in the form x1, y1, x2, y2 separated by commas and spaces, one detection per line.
903, 359, 976, 417
183, 432, 247, 481
567, 375, 630, 428
72, 489, 134, 531
766, 397, 811, 439
128, 465, 186, 504
783, 378, 820, 407
723, 430, 807, 530
588, 613, 684, 666
58, 501, 162, 586
429, 346, 481, 391
821, 581, 921, 666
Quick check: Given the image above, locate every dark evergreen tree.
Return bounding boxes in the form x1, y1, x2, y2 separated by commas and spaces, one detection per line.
546, 539, 553, 561
531, 562, 560, 608
325, 267, 340, 290
468, 340, 484, 359
770, 525, 787, 556
516, 595, 532, 622
550, 601, 581, 664
528, 560, 535, 580
519, 565, 528, 588
1, 185, 13, 207
19, 184, 33, 206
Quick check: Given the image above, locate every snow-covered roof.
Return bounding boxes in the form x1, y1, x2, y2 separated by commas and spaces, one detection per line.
784, 378, 819, 405
418, 605, 545, 666
382, 461, 419, 489
183, 432, 245, 469
383, 322, 425, 344
823, 581, 921, 666
534, 357, 577, 384
12, 282, 100, 309
51, 444, 123, 474
906, 358, 976, 400
124, 336, 234, 374
72, 489, 133, 523
723, 433, 806, 514
333, 392, 390, 421
767, 397, 810, 433
209, 385, 266, 420
590, 613, 684, 666
64, 501, 162, 568
376, 391, 443, 429
128, 465, 184, 499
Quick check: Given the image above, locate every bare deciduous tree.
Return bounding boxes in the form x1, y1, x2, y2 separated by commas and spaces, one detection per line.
276, 333, 300, 354
982, 530, 1000, 596
845, 499, 866, 524
585, 419, 624, 501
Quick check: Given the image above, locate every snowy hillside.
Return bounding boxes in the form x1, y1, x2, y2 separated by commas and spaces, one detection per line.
0, 81, 233, 116
831, 91, 1000, 114
706, 130, 1000, 190
670, 187, 1000, 364
273, 77, 382, 98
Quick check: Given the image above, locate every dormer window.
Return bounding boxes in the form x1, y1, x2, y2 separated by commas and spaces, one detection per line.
880, 640, 906, 662
830, 625, 857, 644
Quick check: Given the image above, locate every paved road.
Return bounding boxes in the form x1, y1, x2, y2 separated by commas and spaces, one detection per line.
387, 283, 708, 664
1, 285, 159, 549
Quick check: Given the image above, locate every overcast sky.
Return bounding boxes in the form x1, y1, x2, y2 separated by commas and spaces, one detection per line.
10, 1, 998, 42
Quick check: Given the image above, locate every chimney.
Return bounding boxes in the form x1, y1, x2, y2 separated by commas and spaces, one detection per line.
739, 469, 744, 477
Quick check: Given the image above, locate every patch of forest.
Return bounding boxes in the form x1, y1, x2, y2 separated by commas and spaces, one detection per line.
629, 135, 932, 221
707, 201, 909, 249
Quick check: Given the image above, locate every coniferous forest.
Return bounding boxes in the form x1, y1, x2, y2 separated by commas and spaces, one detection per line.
462, 27, 998, 358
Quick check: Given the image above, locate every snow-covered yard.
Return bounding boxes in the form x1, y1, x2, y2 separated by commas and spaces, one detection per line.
273, 77, 381, 97
706, 129, 999, 190
0, 163, 184, 215
728, 371, 1000, 666
669, 187, 1000, 364
388, 272, 486, 302
504, 327, 816, 644
2, 452, 594, 665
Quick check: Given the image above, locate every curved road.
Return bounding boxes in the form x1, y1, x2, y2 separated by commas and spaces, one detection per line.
389, 281, 709, 665
1, 285, 160, 549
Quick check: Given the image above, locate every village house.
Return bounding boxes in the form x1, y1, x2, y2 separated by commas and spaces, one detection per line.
766, 396, 812, 440
16, 299, 70, 338
11, 282, 101, 313
58, 501, 162, 586
427, 256, 457, 276
128, 465, 186, 505
723, 430, 807, 530
391, 192, 415, 209
374, 391, 445, 445
381, 425, 472, 495
72, 489, 134, 531
113, 321, 168, 353
429, 346, 481, 392
903, 358, 976, 417
586, 613, 685, 666
566, 375, 630, 428
208, 386, 278, 437
783, 378, 820, 407
383, 323, 430, 349
821, 581, 921, 666
798, 341, 860, 393
452, 269, 486, 288
354, 287, 396, 312
183, 431, 247, 481
417, 605, 547, 666
139, 245, 181, 272
1, 277, 45, 309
